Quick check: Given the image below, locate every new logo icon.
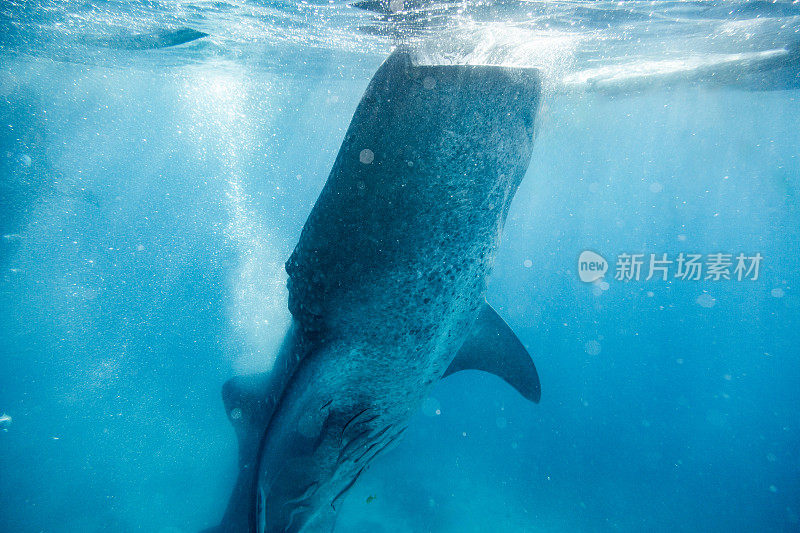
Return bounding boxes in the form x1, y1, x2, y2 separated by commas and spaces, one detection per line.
578, 250, 608, 283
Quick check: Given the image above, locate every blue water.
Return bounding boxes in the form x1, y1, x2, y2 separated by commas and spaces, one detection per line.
1, 1, 799, 532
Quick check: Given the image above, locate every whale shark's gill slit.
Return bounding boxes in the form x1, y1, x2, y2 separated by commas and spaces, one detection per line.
335, 428, 409, 504
370, 427, 408, 461
369, 424, 392, 442
339, 408, 369, 445
331, 466, 366, 511
320, 399, 333, 411
359, 415, 379, 428
355, 441, 380, 464
351, 423, 395, 464
282, 481, 319, 508
337, 428, 372, 465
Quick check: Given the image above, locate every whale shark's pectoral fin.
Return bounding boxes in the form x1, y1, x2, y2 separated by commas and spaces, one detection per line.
208, 324, 305, 533
222, 372, 277, 464
205, 372, 276, 533
443, 304, 541, 403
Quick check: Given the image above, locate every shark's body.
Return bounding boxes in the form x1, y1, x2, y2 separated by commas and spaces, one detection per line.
209, 50, 542, 533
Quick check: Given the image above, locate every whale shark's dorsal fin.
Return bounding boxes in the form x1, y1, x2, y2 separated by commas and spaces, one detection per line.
443, 304, 541, 403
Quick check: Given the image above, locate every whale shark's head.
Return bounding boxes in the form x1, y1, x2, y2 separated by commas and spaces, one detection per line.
210, 330, 416, 533
253, 368, 406, 533
254, 420, 338, 533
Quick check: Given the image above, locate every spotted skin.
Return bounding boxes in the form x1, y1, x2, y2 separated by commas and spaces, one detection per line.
207, 50, 541, 533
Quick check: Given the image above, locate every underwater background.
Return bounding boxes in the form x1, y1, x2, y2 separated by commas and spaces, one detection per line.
1, 1, 799, 532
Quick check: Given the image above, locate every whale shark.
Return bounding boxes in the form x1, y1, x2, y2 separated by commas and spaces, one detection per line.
207, 49, 542, 533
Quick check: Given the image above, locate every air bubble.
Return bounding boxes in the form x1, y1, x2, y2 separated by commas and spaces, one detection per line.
584, 340, 602, 356
422, 397, 441, 417
359, 149, 374, 164
696, 293, 716, 308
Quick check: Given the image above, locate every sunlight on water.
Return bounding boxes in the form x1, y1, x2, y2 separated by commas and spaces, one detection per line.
181, 63, 290, 373
412, 20, 578, 87
562, 48, 792, 91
